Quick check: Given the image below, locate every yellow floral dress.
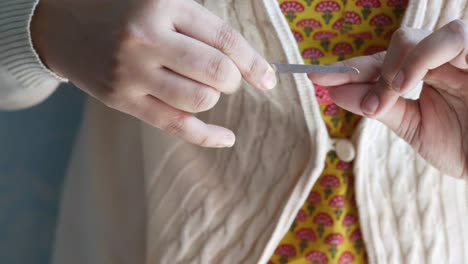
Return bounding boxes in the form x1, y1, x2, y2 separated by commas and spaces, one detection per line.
269, 0, 407, 263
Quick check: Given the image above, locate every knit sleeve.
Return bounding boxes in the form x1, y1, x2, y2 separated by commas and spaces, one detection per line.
0, 0, 64, 110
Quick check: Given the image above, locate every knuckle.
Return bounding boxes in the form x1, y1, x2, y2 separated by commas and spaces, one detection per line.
192, 85, 220, 113
377, 75, 393, 91
162, 112, 188, 136
196, 135, 211, 147
391, 27, 414, 47
214, 23, 241, 54
101, 90, 127, 109
448, 19, 468, 45
244, 56, 264, 80
206, 54, 230, 83
371, 51, 386, 63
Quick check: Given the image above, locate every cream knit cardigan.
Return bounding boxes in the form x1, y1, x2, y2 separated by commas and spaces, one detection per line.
1, 0, 467, 263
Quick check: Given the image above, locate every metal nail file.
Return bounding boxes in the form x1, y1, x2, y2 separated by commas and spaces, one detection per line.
271, 63, 360, 74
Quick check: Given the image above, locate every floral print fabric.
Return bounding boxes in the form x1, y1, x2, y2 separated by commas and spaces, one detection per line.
269, 0, 407, 263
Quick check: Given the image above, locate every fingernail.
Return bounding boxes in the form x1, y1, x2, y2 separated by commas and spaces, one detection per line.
392, 71, 405, 92
219, 133, 236, 148
361, 92, 379, 116
261, 68, 277, 90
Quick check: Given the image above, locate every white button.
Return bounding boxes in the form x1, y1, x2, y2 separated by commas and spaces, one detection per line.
334, 139, 355, 162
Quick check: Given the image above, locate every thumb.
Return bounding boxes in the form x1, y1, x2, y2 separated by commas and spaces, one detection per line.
328, 83, 422, 146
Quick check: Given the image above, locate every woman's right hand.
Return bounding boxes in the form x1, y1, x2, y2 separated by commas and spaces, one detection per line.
31, 0, 277, 148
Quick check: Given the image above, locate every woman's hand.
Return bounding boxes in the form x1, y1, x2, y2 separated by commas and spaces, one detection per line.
31, 0, 277, 148
309, 20, 468, 178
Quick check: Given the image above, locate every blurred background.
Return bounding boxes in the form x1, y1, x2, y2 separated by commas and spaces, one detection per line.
0, 83, 85, 264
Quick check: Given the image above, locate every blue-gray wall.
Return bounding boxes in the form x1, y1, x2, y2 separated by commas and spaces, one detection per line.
0, 84, 85, 264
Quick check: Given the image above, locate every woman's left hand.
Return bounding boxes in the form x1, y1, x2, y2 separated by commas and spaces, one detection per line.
308, 19, 468, 178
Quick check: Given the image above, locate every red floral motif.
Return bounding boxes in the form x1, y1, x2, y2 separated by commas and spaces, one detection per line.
307, 191, 322, 204
313, 212, 333, 238
315, 1, 341, 11
336, 160, 353, 185
349, 229, 362, 242
296, 228, 317, 241
370, 13, 393, 36
303, 48, 324, 64
320, 174, 340, 188
292, 30, 303, 42
356, 0, 381, 7
350, 229, 364, 254
333, 18, 344, 30
296, 228, 317, 253
342, 213, 358, 227
297, 19, 322, 37
356, 0, 381, 19
315, 1, 341, 24
332, 42, 353, 60
314, 31, 338, 40
370, 13, 393, 26
306, 190, 322, 214
296, 209, 307, 222
313, 31, 338, 51
344, 12, 362, 24
340, 11, 362, 34
275, 244, 297, 257
324, 103, 339, 116
330, 195, 346, 219
326, 233, 345, 245
275, 244, 296, 263
336, 161, 352, 169
303, 48, 324, 59
280, 1, 305, 12
364, 45, 386, 55
339, 251, 356, 264
326, 233, 344, 258
314, 212, 333, 226
329, 195, 346, 207
348, 32, 373, 39
314, 85, 333, 105
281, 1, 305, 22
296, 19, 322, 27
306, 250, 329, 264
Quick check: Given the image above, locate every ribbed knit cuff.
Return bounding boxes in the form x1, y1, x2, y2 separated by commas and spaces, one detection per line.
0, 0, 66, 90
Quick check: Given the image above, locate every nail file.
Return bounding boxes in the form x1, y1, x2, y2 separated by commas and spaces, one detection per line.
271, 63, 360, 74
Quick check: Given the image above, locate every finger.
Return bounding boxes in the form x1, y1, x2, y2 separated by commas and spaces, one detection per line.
360, 27, 431, 117
308, 52, 385, 86
145, 67, 220, 113
174, 0, 277, 90
328, 83, 373, 115
392, 20, 468, 93
131, 95, 235, 148
160, 33, 242, 94
329, 83, 418, 146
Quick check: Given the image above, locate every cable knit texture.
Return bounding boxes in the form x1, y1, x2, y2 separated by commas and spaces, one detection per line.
354, 2, 468, 263
0, 0, 61, 110
48, 0, 468, 264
